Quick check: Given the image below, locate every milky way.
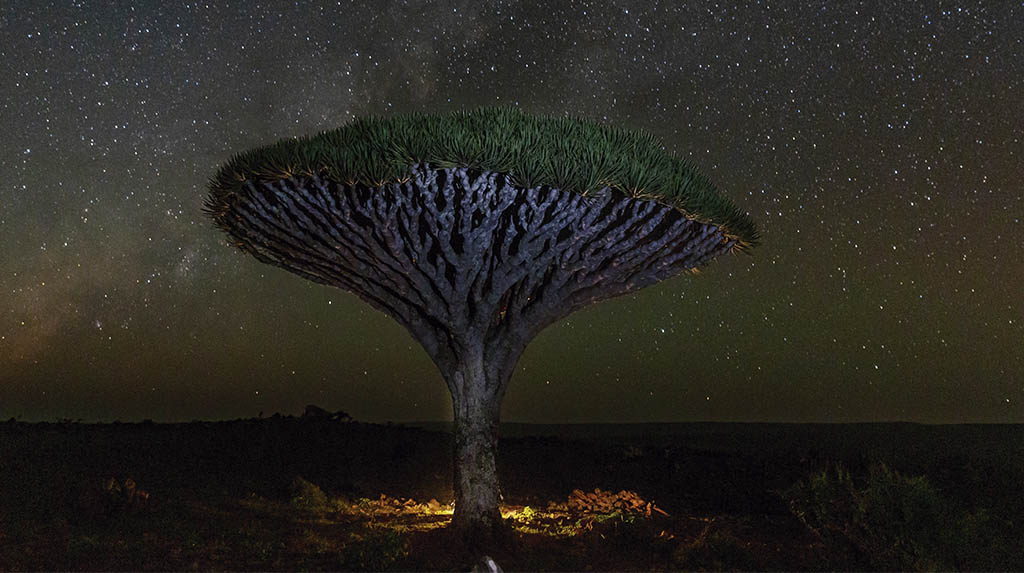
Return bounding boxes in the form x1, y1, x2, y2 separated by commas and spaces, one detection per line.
1, 1, 1021, 423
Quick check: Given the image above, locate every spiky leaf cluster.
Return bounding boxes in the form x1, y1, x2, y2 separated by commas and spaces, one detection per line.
206, 107, 758, 249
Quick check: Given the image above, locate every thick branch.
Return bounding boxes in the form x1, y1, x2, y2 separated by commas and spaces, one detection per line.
215, 164, 732, 394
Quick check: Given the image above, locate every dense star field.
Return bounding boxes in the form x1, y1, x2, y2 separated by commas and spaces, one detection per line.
1, 2, 1021, 423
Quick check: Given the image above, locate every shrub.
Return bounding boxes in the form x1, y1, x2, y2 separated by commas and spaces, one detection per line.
673, 529, 758, 571
784, 462, 997, 571
289, 476, 330, 512
516, 505, 537, 521
339, 527, 409, 571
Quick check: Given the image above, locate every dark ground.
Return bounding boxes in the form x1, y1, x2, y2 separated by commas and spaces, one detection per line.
1, 416, 1022, 571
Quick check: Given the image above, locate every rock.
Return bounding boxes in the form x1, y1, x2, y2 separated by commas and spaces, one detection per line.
473, 555, 503, 572
567, 487, 665, 516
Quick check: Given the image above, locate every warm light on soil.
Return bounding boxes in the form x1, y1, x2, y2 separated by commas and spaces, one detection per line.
273, 484, 668, 538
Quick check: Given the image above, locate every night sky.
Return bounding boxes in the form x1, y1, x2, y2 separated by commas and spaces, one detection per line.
2, 1, 1021, 424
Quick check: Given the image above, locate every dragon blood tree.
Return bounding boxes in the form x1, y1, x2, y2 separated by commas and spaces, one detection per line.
204, 107, 757, 543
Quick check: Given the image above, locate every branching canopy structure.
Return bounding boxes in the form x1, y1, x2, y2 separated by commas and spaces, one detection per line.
205, 107, 757, 545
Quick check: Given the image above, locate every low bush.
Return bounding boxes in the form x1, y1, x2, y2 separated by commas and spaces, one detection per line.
673, 528, 758, 571
784, 462, 1013, 571
288, 476, 330, 512
339, 527, 410, 571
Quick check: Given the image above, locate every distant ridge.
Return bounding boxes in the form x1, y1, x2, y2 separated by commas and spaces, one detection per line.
400, 420, 1003, 439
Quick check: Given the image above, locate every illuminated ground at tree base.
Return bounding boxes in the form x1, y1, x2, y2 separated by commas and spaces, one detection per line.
2, 418, 1022, 570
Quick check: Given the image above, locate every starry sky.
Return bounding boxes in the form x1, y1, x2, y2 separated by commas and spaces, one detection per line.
2, 1, 1021, 424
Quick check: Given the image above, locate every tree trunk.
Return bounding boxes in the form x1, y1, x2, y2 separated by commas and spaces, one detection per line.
447, 350, 508, 545
451, 392, 502, 535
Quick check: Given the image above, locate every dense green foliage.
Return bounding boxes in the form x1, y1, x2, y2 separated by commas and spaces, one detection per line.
206, 107, 758, 249
339, 527, 410, 571
785, 463, 1014, 571
288, 476, 330, 512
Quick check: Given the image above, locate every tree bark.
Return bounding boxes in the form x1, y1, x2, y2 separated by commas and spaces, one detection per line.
445, 347, 509, 544
451, 391, 502, 536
